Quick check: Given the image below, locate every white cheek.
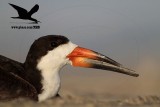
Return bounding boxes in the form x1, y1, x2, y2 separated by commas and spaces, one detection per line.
37, 42, 77, 71
36, 42, 77, 102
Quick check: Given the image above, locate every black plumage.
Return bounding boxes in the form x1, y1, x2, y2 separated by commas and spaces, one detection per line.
0, 35, 69, 101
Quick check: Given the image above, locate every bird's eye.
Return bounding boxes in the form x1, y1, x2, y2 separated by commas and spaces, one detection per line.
51, 42, 58, 47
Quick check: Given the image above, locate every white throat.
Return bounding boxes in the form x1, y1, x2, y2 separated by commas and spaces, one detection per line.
37, 42, 77, 102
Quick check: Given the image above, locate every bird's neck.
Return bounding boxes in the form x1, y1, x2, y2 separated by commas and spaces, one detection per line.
38, 68, 61, 102
34, 49, 69, 101
24, 60, 62, 102
24, 61, 62, 101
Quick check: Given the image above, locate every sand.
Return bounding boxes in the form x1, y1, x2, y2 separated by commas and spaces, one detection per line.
0, 92, 159, 107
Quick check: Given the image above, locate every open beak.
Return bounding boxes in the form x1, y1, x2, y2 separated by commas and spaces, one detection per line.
67, 46, 139, 77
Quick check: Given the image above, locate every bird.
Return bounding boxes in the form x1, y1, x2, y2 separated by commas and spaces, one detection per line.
9, 3, 40, 24
0, 35, 139, 102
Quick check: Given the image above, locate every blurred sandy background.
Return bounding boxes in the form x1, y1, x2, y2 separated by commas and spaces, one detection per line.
60, 56, 160, 97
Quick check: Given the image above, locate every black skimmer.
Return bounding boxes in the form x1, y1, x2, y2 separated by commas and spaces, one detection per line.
0, 35, 139, 102
9, 3, 40, 24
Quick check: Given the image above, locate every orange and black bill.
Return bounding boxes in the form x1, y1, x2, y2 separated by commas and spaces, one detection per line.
67, 46, 139, 77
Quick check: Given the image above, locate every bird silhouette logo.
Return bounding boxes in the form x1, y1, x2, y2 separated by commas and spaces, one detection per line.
9, 3, 41, 24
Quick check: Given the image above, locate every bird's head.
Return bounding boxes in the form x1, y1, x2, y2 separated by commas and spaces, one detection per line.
25, 35, 139, 77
